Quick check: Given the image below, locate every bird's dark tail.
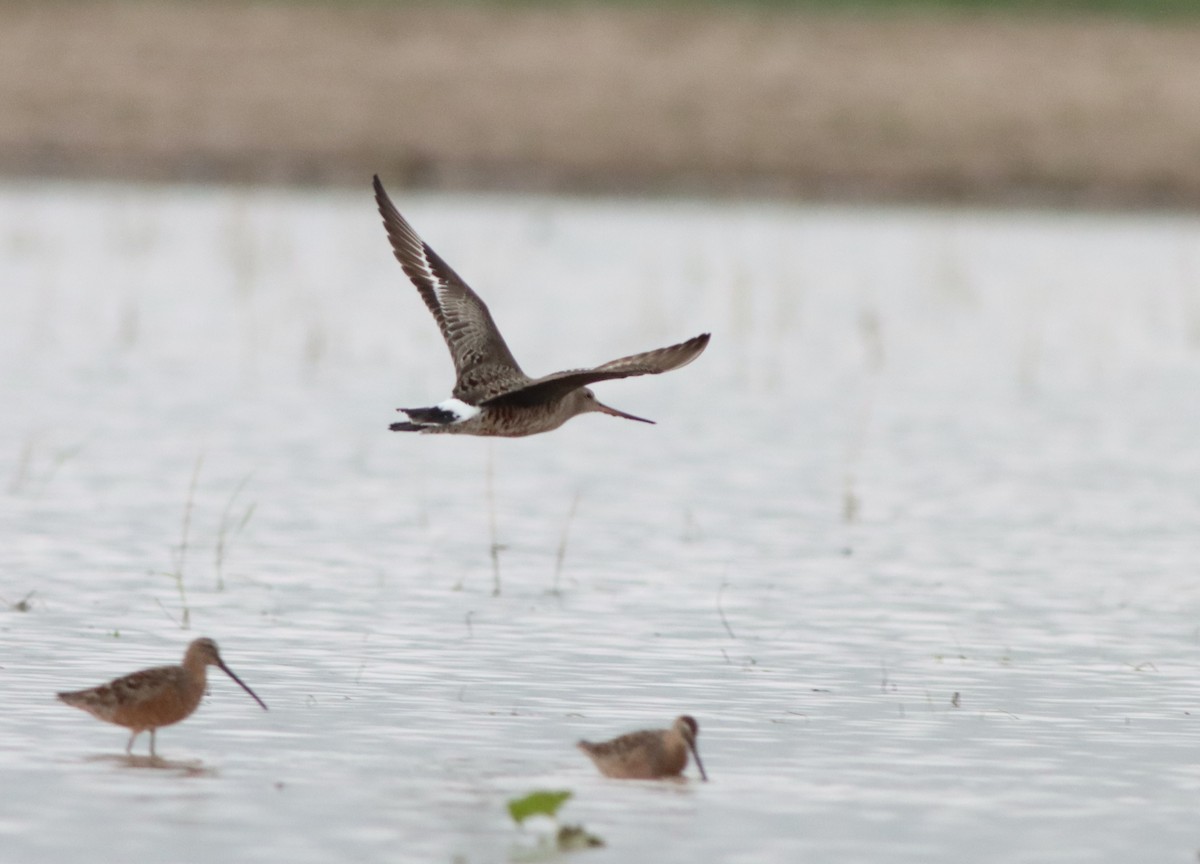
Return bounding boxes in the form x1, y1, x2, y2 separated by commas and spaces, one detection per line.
403, 406, 458, 424
389, 404, 464, 432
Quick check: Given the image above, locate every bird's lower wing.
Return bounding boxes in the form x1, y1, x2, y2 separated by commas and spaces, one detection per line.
483, 333, 710, 407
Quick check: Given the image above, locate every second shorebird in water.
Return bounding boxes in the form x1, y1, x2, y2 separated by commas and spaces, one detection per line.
373, 176, 710, 437
578, 715, 708, 781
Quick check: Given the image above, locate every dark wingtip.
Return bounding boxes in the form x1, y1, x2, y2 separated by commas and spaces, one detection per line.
372, 174, 389, 206
389, 422, 421, 432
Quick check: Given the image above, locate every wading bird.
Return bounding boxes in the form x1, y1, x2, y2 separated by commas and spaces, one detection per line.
57, 637, 267, 757
578, 715, 708, 781
373, 175, 709, 437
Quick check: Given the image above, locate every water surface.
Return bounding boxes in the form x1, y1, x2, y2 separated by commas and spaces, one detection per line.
3, 181, 1200, 862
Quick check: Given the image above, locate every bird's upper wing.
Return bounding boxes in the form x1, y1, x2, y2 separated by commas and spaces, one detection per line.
483, 333, 710, 407
373, 176, 527, 402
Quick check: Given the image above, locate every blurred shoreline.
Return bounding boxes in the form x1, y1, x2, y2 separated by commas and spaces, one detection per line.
5, 1, 1200, 208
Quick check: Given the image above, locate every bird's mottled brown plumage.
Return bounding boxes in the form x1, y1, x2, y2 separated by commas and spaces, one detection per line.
57, 637, 267, 757
578, 715, 708, 781
373, 175, 710, 436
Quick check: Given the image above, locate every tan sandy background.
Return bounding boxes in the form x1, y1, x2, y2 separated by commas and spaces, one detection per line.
3, 1, 1200, 206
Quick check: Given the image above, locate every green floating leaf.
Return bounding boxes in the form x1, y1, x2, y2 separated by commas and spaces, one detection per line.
507, 790, 573, 825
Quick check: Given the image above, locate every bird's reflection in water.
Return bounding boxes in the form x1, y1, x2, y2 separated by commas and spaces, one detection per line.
85, 752, 215, 777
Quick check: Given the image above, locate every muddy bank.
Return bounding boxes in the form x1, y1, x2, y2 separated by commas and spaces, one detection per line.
3, 1, 1200, 206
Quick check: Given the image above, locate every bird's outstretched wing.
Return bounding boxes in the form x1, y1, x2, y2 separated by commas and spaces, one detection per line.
484, 333, 710, 407
373, 176, 528, 403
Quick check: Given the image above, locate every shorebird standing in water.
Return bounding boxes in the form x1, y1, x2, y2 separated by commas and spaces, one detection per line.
57, 638, 267, 757
373, 175, 710, 437
578, 715, 708, 781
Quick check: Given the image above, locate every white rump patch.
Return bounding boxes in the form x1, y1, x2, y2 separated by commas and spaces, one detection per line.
438, 398, 481, 423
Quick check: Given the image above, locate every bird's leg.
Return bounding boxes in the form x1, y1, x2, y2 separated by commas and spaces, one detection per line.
126, 731, 139, 755
149, 730, 157, 758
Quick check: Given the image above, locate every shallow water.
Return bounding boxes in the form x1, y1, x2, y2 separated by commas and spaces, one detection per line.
3, 181, 1200, 862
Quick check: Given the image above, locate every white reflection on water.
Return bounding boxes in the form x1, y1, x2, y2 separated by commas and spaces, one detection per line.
3, 181, 1200, 863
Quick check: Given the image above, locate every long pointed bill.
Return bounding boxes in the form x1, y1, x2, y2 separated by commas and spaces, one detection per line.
218, 661, 269, 711
688, 741, 708, 781
595, 400, 655, 424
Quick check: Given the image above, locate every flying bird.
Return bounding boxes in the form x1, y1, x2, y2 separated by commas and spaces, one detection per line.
373, 175, 709, 437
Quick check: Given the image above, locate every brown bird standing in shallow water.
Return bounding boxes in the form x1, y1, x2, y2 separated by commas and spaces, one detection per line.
373, 175, 710, 437
57, 637, 267, 757
578, 715, 708, 781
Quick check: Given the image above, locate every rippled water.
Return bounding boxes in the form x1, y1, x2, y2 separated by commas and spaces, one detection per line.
3, 180, 1200, 862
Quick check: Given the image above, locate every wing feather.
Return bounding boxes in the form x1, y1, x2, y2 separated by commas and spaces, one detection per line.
373, 176, 527, 403
484, 333, 710, 407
